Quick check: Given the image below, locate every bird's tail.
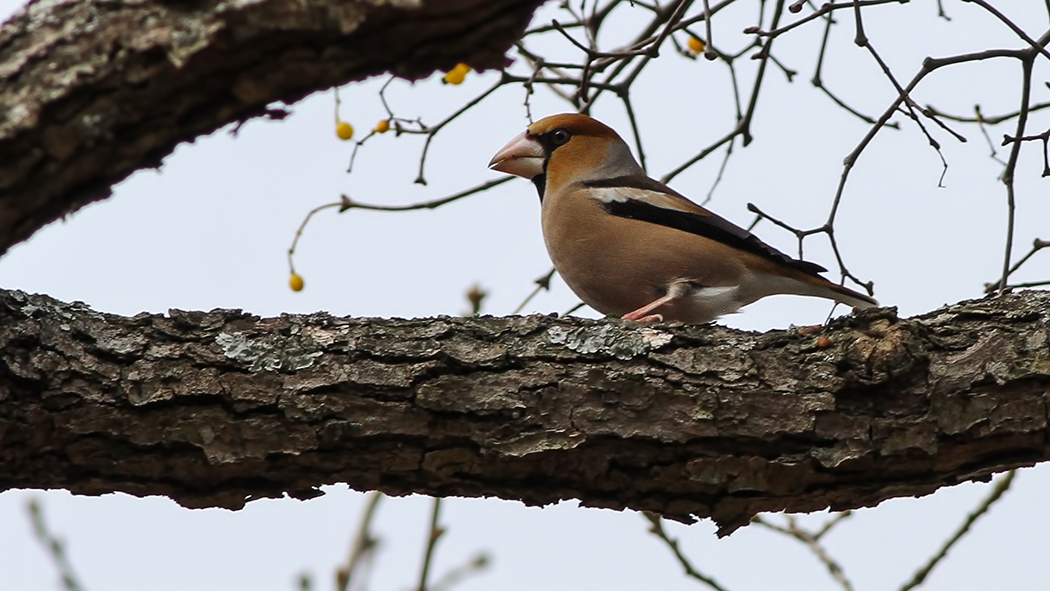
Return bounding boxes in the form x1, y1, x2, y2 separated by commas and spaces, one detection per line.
757, 272, 878, 310
823, 281, 878, 309
795, 274, 878, 310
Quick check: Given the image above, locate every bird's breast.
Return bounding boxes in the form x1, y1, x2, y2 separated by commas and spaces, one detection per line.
540, 191, 747, 321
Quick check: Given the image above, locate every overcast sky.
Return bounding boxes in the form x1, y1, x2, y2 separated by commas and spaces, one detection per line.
1, 1, 1048, 590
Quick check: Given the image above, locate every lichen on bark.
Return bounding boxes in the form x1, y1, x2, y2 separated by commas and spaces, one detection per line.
1, 288, 1047, 534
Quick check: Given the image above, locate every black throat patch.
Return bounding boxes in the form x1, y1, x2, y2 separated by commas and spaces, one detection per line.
532, 173, 547, 202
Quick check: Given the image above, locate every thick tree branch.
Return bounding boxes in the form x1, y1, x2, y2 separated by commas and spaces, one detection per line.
1, 288, 1047, 535
0, 0, 544, 255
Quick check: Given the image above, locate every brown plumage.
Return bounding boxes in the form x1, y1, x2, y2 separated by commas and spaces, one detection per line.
489, 113, 877, 323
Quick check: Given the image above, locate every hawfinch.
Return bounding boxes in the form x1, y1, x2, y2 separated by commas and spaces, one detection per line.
488, 113, 878, 323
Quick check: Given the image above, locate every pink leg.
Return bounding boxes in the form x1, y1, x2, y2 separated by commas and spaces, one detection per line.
621, 292, 679, 321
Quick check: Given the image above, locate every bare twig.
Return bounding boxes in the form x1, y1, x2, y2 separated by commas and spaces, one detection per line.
702, 139, 735, 205
747, 0, 906, 40
898, 471, 1018, 591
924, 101, 1050, 125
287, 179, 511, 278
26, 498, 85, 591
336, 492, 384, 591
644, 513, 732, 591
662, 0, 787, 183
338, 178, 514, 213
984, 238, 1050, 293
753, 515, 854, 591
287, 201, 343, 276
430, 553, 491, 591
813, 511, 853, 541
416, 497, 445, 591
809, 8, 900, 128
415, 77, 509, 185
297, 0, 1045, 335
996, 55, 1035, 292
512, 267, 557, 315
562, 301, 586, 316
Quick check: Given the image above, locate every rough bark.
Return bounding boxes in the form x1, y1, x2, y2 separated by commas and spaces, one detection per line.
0, 0, 544, 255
1, 288, 1047, 535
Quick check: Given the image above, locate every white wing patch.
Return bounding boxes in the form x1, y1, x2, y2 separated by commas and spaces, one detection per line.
587, 186, 699, 214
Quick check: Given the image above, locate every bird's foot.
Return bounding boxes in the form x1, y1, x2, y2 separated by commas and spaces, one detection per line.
632, 313, 664, 322
621, 292, 679, 321
621, 310, 665, 322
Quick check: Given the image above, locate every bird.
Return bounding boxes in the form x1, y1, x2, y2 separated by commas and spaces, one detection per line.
487, 113, 878, 323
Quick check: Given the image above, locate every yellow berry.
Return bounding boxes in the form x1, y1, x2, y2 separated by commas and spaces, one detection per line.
374, 119, 390, 133
442, 63, 471, 85
289, 273, 305, 292
335, 121, 354, 141
443, 70, 466, 85
688, 36, 705, 54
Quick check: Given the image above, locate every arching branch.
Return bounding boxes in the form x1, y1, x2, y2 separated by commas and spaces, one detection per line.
0, 0, 544, 254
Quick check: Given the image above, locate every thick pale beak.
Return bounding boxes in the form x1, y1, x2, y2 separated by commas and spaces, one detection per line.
488, 131, 545, 179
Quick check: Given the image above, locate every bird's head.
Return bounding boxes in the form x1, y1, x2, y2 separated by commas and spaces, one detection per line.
488, 114, 638, 182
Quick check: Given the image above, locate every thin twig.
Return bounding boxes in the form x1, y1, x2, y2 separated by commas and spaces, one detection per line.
753, 515, 854, 591
416, 497, 445, 591
512, 268, 557, 315
287, 179, 512, 275
287, 201, 343, 276
984, 238, 1049, 293
898, 471, 1018, 591
993, 279, 1050, 290
662, 0, 787, 183
749, 0, 903, 39
996, 56, 1035, 292
336, 492, 385, 591
27, 498, 84, 591
814, 511, 853, 541
339, 178, 513, 213
924, 101, 1050, 125
415, 77, 509, 184
644, 513, 732, 591
562, 301, 586, 316
431, 553, 491, 591
809, 7, 899, 128
702, 139, 735, 205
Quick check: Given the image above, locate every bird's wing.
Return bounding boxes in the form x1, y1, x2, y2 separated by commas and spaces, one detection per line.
581, 176, 828, 276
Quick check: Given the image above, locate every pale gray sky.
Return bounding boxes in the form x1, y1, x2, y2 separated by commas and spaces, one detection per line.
2, 1, 1048, 590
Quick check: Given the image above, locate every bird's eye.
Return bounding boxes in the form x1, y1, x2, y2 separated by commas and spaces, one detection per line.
550, 128, 571, 146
